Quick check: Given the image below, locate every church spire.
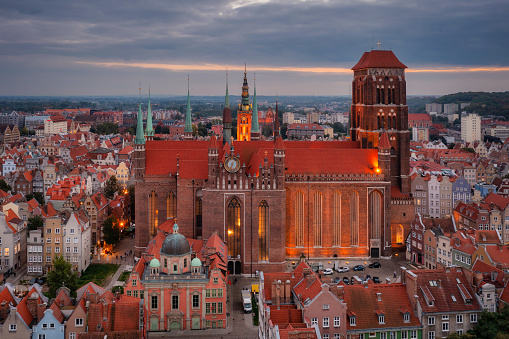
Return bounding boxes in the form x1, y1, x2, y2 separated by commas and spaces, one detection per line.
273, 96, 280, 138
145, 86, 154, 139
184, 75, 193, 140
225, 69, 230, 108
222, 71, 232, 144
251, 74, 260, 140
240, 64, 250, 111
135, 83, 145, 145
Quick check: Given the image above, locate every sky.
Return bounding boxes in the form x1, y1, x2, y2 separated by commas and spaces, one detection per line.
0, 0, 508, 97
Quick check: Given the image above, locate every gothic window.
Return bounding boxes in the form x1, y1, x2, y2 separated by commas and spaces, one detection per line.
332, 191, 341, 246
227, 198, 241, 258
295, 191, 304, 247
376, 87, 381, 105
259, 201, 269, 261
392, 116, 396, 129
369, 191, 383, 240
350, 191, 359, 246
313, 192, 322, 246
196, 197, 202, 234
149, 191, 158, 237
377, 115, 381, 130
167, 192, 176, 219
381, 87, 385, 105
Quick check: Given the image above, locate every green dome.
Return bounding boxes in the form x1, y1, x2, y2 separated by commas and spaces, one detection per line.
149, 258, 161, 268
191, 258, 202, 267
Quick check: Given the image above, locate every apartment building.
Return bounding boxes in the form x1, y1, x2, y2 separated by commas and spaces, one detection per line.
27, 230, 44, 276
461, 113, 481, 143
63, 210, 91, 274
43, 216, 63, 273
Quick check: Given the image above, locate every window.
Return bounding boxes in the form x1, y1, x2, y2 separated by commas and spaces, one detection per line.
351, 191, 359, 246
404, 313, 410, 322
457, 314, 463, 323
193, 295, 200, 308
323, 304, 330, 310
172, 295, 179, 310
218, 302, 223, 314
470, 313, 477, 323
311, 318, 318, 326
295, 191, 305, 246
9, 324, 17, 331
75, 318, 83, 327
349, 317, 356, 326
218, 288, 223, 298
149, 191, 159, 237
442, 322, 449, 332
410, 331, 417, 339
214, 277, 218, 284
323, 335, 329, 339
332, 191, 341, 246
132, 279, 137, 286
428, 316, 435, 325
334, 316, 340, 327
133, 290, 138, 298
127, 290, 131, 296
402, 332, 408, 339
206, 289, 210, 298
70, 229, 75, 234
334, 334, 341, 339
39, 335, 46, 339
323, 317, 329, 328
259, 200, 269, 260
428, 332, 435, 339
151, 295, 158, 309
50, 323, 55, 328
212, 289, 217, 298
379, 315, 385, 324
43, 324, 48, 329
70, 333, 76, 339
380, 333, 387, 339
206, 303, 211, 314
390, 332, 396, 339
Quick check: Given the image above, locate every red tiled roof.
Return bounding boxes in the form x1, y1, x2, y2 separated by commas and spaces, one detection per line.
483, 192, 509, 210
379, 132, 390, 149
408, 113, 432, 122
485, 245, 509, 267
352, 50, 407, 70
293, 275, 323, 303
0, 285, 17, 306
344, 283, 420, 331
410, 268, 482, 314
16, 297, 34, 327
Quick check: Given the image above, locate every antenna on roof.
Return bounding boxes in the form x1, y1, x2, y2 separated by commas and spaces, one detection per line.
377, 40, 382, 50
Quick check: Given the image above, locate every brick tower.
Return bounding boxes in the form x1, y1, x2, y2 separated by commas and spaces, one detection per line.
134, 94, 147, 257
350, 50, 411, 194
237, 65, 252, 141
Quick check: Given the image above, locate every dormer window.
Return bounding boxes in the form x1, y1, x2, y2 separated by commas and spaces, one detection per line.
379, 315, 385, 324
404, 313, 410, 323
349, 316, 356, 326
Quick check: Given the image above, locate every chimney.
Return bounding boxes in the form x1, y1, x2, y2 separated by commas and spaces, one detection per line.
26, 297, 38, 318
284, 280, 291, 303
102, 301, 108, 321
0, 301, 8, 320
400, 267, 407, 284
115, 290, 121, 300
497, 243, 503, 251
90, 293, 99, 304
337, 285, 344, 301
473, 271, 483, 286
271, 281, 277, 303
37, 303, 47, 322
437, 279, 442, 288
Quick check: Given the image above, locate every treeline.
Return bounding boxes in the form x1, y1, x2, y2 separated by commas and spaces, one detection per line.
433, 91, 509, 119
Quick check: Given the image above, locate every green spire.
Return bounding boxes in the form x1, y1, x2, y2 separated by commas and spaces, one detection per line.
184, 75, 192, 133
251, 76, 260, 133
145, 87, 154, 137
134, 85, 145, 144
225, 71, 230, 108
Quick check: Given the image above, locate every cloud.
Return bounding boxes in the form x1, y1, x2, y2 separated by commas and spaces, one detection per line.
0, 0, 507, 95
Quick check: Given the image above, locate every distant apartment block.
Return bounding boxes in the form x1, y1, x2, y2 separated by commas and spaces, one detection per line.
461, 113, 481, 143
426, 103, 442, 114
444, 103, 459, 114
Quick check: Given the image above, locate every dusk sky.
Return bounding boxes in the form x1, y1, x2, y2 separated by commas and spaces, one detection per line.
1, 0, 508, 96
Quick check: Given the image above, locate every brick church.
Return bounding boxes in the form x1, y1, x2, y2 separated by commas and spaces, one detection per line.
134, 50, 414, 274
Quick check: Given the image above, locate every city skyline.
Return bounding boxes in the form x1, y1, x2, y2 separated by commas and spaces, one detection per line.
0, 0, 508, 96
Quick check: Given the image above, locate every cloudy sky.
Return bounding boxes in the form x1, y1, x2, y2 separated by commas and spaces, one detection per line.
0, 0, 508, 96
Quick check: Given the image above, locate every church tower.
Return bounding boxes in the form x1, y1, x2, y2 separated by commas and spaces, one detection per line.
350, 49, 410, 193
237, 65, 252, 141
222, 73, 232, 144
145, 87, 154, 141
251, 77, 260, 140
133, 87, 147, 257
184, 76, 193, 140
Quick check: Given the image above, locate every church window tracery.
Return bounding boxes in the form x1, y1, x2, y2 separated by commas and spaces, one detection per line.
313, 192, 322, 247
167, 192, 176, 219
227, 198, 241, 258
295, 191, 304, 247
369, 190, 383, 240
350, 191, 359, 246
149, 191, 158, 237
258, 201, 269, 261
332, 191, 341, 246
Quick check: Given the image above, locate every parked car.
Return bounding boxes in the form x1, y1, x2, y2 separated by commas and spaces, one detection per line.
353, 265, 365, 271
29, 278, 37, 285
336, 266, 349, 273
323, 268, 334, 275
343, 277, 350, 285
368, 262, 381, 268
334, 277, 341, 284
372, 276, 381, 284
37, 277, 47, 285
365, 274, 371, 281
351, 277, 355, 285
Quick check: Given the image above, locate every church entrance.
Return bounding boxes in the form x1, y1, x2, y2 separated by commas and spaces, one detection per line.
227, 260, 242, 275
150, 317, 158, 331
371, 247, 380, 258
192, 317, 200, 330
227, 261, 234, 275
170, 321, 181, 331
235, 261, 241, 275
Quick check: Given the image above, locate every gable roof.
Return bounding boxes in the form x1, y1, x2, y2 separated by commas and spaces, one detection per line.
352, 50, 407, 70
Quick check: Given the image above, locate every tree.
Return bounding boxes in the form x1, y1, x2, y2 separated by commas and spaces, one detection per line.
468, 307, 509, 339
103, 215, 121, 245
104, 176, 119, 199
0, 179, 11, 192
95, 122, 119, 135
27, 215, 44, 231
262, 125, 273, 138
280, 123, 288, 139
446, 333, 474, 339
47, 256, 78, 298
33, 192, 45, 205
128, 185, 135, 222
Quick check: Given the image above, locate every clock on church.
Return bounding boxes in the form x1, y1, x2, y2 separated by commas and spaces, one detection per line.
224, 156, 240, 173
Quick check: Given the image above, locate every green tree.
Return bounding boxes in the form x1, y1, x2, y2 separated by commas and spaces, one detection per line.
469, 306, 509, 339
27, 215, 44, 231
0, 179, 11, 192
280, 123, 288, 139
103, 215, 121, 245
262, 125, 273, 138
95, 122, 119, 135
33, 192, 45, 205
461, 147, 476, 153
104, 176, 119, 199
446, 333, 474, 339
47, 256, 79, 298
128, 185, 135, 222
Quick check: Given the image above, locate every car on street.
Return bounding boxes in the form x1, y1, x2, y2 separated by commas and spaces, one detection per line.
368, 262, 381, 268
37, 277, 47, 285
29, 278, 37, 285
334, 277, 341, 284
343, 277, 350, 285
372, 276, 381, 284
353, 265, 365, 271
336, 266, 349, 273
365, 274, 371, 281
323, 268, 334, 275
351, 277, 355, 285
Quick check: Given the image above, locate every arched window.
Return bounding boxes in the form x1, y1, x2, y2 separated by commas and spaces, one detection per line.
149, 191, 158, 237
350, 191, 359, 246
227, 198, 241, 258
196, 197, 202, 237
396, 225, 404, 244
167, 192, 176, 219
258, 201, 269, 261
332, 191, 341, 246
369, 191, 383, 240
295, 191, 304, 247
313, 192, 322, 247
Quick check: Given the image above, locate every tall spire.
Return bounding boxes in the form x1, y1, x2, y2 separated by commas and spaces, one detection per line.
240, 63, 250, 111
184, 75, 193, 139
225, 69, 230, 108
273, 96, 280, 138
251, 74, 260, 139
145, 86, 154, 138
135, 83, 145, 145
